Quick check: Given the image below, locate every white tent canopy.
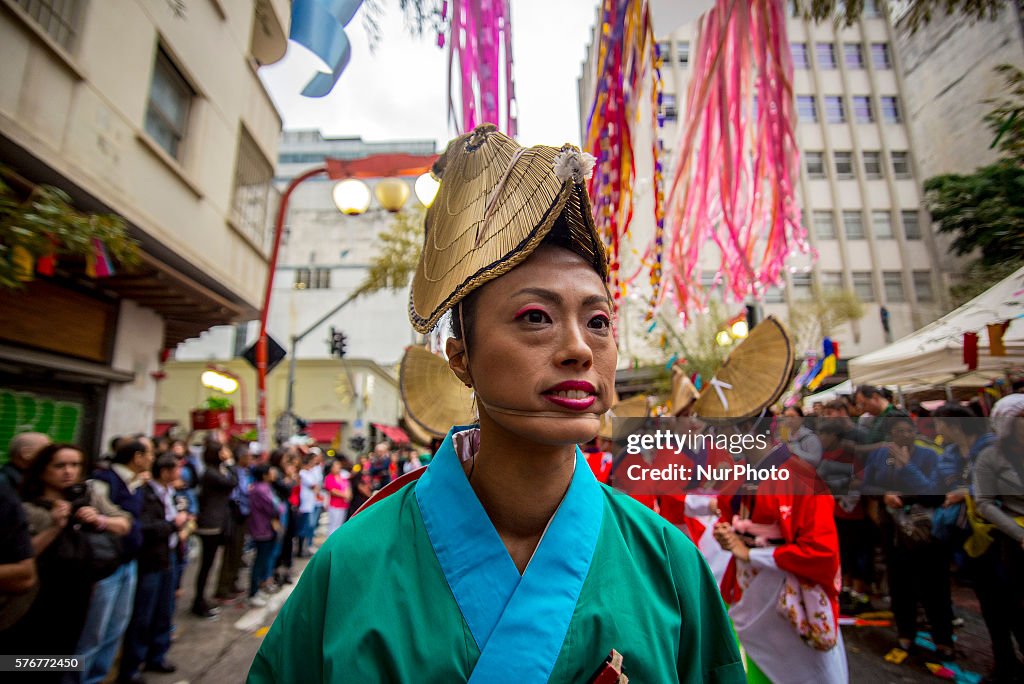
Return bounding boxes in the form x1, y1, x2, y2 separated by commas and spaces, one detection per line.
848, 266, 1024, 387
801, 380, 853, 411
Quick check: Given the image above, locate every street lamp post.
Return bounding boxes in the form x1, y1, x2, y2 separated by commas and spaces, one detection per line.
254, 154, 439, 448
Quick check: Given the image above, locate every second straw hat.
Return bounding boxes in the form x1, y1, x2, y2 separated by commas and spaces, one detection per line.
399, 346, 476, 439
409, 123, 607, 333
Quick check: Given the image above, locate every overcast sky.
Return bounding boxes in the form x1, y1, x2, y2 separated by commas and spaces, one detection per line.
258, 0, 601, 150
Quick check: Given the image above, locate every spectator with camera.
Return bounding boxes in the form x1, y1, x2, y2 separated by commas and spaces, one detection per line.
8, 444, 130, 675
118, 454, 190, 683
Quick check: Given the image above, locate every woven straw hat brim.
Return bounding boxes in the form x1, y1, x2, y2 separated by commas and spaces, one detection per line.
399, 414, 434, 447
670, 370, 700, 416
399, 346, 476, 438
409, 126, 605, 333
692, 316, 796, 420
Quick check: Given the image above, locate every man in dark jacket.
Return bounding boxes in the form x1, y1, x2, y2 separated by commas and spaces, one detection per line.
119, 454, 188, 683
77, 437, 151, 684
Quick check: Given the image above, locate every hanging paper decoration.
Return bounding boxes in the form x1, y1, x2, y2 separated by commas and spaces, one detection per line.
583, 0, 666, 315
289, 0, 365, 97
442, 0, 516, 135
963, 331, 979, 370
661, 0, 810, 321
987, 322, 1010, 357
11, 245, 34, 282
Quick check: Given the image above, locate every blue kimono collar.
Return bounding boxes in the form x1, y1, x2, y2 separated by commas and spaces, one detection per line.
415, 425, 604, 683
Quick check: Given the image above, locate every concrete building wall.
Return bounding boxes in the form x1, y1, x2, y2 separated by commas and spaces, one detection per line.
0, 0, 286, 307
894, 4, 1024, 179
102, 301, 165, 444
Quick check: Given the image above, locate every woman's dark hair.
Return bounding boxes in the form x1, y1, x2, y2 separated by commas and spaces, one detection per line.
933, 403, 987, 437
785, 406, 805, 417
450, 289, 480, 347
20, 443, 83, 501
202, 438, 225, 468
153, 453, 178, 478
252, 463, 272, 482
856, 385, 885, 400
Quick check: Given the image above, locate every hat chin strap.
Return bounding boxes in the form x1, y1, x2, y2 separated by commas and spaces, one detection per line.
476, 397, 602, 421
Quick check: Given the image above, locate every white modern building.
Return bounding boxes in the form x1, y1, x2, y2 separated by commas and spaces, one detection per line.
579, 0, 956, 363
0, 0, 288, 454
169, 130, 437, 446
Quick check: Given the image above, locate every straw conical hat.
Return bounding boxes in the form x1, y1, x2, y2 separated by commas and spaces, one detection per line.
692, 316, 796, 420
399, 415, 434, 448
597, 394, 653, 439
669, 367, 700, 416
409, 124, 606, 333
400, 346, 476, 438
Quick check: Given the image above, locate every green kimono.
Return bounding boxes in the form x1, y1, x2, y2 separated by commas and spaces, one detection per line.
249, 427, 743, 683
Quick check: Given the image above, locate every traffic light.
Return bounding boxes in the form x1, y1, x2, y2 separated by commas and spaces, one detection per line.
329, 327, 348, 358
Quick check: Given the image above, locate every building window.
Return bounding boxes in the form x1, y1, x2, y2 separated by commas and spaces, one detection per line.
873, 210, 894, 239
791, 42, 809, 69
825, 96, 846, 124
295, 268, 312, 289
871, 42, 891, 69
145, 47, 194, 160
14, 0, 80, 48
852, 271, 875, 301
891, 150, 910, 178
677, 40, 690, 65
816, 43, 837, 69
834, 151, 854, 179
765, 286, 785, 303
883, 271, 905, 302
913, 271, 934, 301
796, 95, 818, 122
813, 211, 836, 239
791, 273, 813, 300
902, 211, 921, 239
313, 267, 331, 289
853, 95, 874, 123
657, 40, 671, 62
880, 96, 902, 123
844, 43, 864, 69
660, 93, 678, 122
231, 127, 276, 250
864, 0, 882, 17
863, 151, 882, 179
820, 271, 843, 292
844, 210, 865, 239
805, 151, 826, 178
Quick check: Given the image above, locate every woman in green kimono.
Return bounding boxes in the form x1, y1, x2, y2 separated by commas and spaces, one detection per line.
248, 124, 745, 683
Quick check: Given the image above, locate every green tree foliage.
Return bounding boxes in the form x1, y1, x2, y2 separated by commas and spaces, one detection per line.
787, 289, 866, 355
354, 206, 425, 297
793, 0, 1008, 31
924, 65, 1024, 304
653, 300, 735, 382
0, 168, 139, 290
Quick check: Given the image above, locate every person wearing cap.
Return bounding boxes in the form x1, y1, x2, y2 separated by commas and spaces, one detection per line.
249, 125, 743, 683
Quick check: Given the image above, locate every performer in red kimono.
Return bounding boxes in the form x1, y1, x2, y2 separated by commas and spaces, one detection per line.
687, 318, 848, 683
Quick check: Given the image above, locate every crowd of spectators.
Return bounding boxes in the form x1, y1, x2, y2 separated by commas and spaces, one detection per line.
0, 429, 419, 683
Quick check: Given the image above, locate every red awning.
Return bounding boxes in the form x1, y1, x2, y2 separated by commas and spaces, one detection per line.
153, 421, 178, 436
306, 421, 343, 443
372, 423, 410, 445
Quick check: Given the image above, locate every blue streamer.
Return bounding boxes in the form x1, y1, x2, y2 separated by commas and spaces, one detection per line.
290, 0, 363, 98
